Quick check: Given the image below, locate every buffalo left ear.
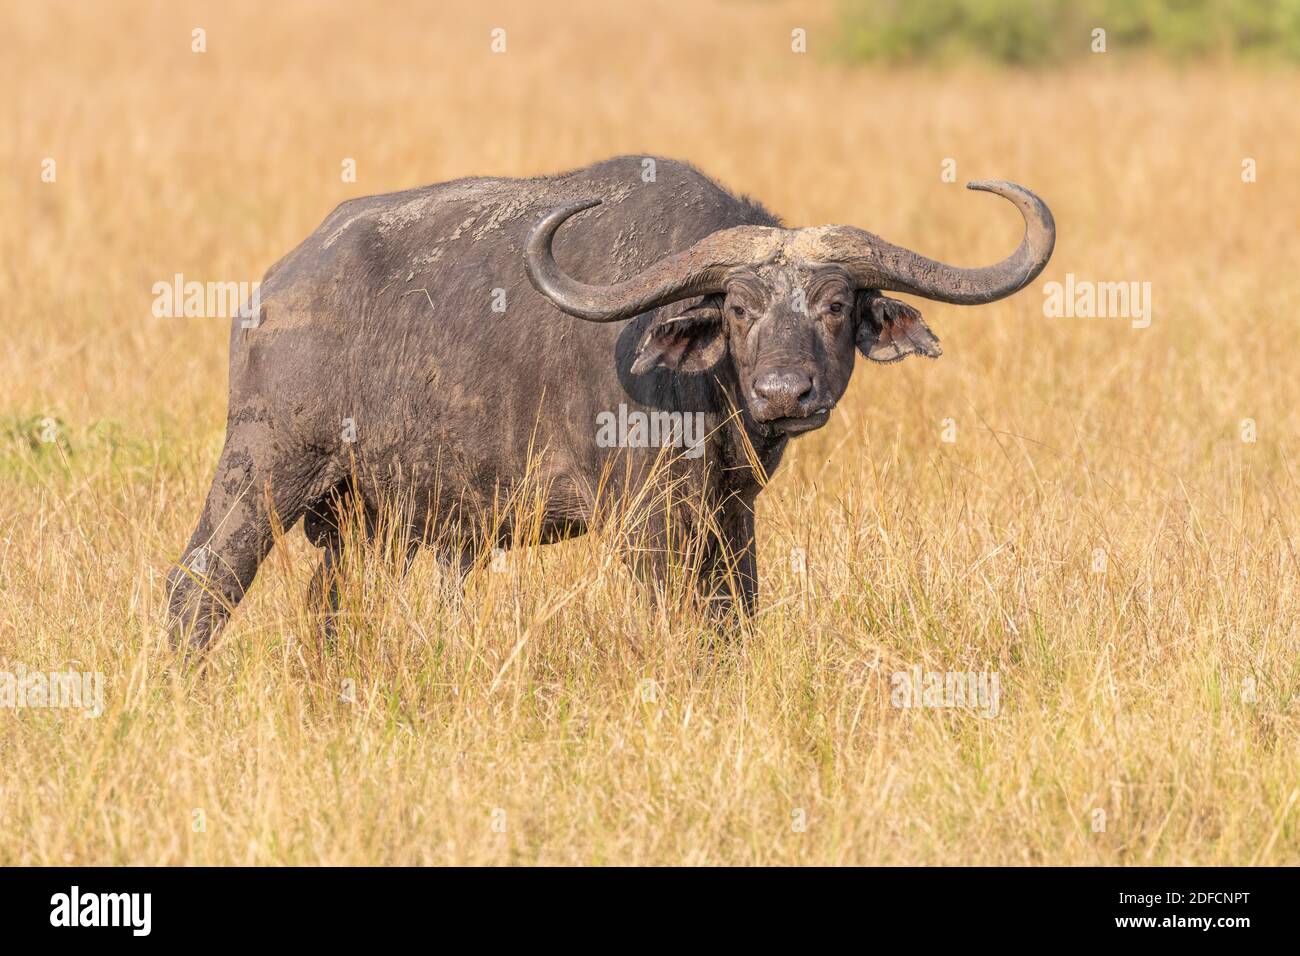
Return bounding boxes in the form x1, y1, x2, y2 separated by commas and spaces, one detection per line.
855, 291, 942, 363
631, 297, 726, 374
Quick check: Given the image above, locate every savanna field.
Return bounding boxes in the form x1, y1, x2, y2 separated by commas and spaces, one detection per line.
2, 0, 1298, 865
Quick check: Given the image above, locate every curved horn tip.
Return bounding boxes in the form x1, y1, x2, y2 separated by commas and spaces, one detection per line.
965, 179, 1016, 194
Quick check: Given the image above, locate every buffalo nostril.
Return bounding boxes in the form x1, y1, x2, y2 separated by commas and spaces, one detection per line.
754, 370, 814, 414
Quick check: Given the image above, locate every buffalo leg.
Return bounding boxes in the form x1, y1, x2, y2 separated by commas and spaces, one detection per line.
696, 501, 757, 621
432, 545, 475, 607
621, 499, 755, 622
304, 527, 468, 642
305, 531, 345, 641
166, 429, 312, 652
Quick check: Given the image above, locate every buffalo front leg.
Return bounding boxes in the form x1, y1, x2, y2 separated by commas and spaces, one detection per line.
622, 498, 757, 625
698, 500, 758, 622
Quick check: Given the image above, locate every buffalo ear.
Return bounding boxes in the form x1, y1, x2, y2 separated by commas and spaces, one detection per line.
855, 291, 942, 364
631, 297, 726, 374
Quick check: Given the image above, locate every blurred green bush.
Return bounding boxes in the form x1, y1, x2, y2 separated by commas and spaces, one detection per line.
836, 0, 1300, 65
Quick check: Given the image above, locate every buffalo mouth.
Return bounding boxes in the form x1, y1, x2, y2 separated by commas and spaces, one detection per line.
762, 408, 831, 436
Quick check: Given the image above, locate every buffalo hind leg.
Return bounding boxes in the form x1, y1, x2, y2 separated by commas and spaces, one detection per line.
306, 535, 448, 641
166, 429, 312, 654
303, 502, 473, 641
432, 545, 477, 608
305, 531, 345, 642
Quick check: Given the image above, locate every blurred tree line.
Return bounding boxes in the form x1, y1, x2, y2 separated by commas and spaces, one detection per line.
837, 0, 1300, 65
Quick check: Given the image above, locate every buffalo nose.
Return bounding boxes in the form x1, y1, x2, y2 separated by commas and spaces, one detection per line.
752, 369, 814, 419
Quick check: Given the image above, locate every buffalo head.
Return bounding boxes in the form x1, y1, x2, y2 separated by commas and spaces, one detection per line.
524, 181, 1054, 436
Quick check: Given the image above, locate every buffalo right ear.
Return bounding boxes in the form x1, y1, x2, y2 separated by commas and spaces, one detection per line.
855, 291, 941, 364
631, 297, 726, 374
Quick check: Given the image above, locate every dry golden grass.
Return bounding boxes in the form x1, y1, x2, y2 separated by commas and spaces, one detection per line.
1, 0, 1298, 865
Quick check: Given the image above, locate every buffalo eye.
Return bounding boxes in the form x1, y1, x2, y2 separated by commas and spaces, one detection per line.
827, 301, 844, 315
731, 305, 746, 319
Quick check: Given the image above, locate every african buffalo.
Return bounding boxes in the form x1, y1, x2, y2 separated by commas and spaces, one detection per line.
166, 155, 1053, 649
